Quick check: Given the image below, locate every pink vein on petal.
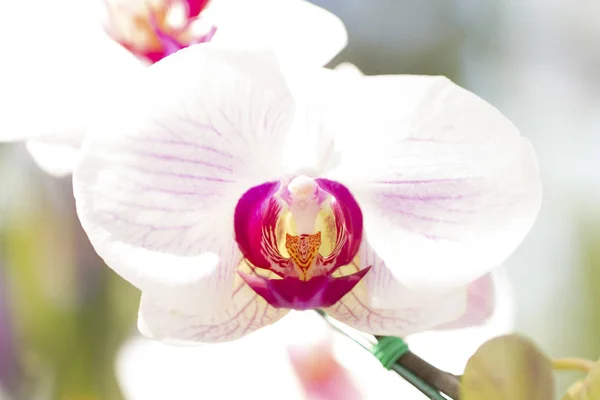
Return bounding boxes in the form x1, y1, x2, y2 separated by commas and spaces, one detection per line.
125, 148, 234, 172
373, 178, 472, 185
127, 136, 239, 160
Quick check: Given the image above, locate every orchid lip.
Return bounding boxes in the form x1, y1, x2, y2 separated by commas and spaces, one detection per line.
238, 268, 371, 310
234, 177, 368, 310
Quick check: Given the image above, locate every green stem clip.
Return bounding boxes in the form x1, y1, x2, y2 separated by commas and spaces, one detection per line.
371, 336, 448, 400
371, 336, 410, 369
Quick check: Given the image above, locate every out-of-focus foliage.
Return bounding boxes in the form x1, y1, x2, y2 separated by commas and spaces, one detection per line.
565, 213, 600, 400
461, 334, 554, 400
0, 159, 139, 399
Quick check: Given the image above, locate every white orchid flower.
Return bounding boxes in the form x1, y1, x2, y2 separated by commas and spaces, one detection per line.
0, 0, 346, 176
73, 44, 541, 342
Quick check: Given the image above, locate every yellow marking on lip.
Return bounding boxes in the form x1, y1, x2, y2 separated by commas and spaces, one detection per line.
285, 232, 322, 280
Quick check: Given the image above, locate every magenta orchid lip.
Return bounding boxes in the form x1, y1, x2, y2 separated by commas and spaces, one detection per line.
234, 177, 366, 309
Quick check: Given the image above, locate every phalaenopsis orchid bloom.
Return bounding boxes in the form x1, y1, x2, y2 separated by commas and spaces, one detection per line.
0, 0, 346, 176
73, 44, 542, 342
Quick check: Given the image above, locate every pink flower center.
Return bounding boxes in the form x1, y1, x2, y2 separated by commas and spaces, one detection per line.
103, 0, 216, 64
234, 176, 370, 310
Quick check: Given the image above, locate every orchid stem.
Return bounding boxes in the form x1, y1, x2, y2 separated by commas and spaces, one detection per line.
390, 349, 461, 400
390, 362, 448, 400
552, 358, 597, 373
315, 310, 461, 400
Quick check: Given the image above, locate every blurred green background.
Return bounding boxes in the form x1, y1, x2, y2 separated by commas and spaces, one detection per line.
1, 0, 600, 398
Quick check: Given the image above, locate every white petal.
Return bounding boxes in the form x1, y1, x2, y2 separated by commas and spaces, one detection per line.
435, 268, 511, 330
361, 237, 505, 323
326, 282, 467, 337
324, 75, 542, 289
26, 134, 83, 177
0, 0, 141, 143
333, 62, 364, 77
278, 66, 358, 176
359, 240, 444, 310
407, 268, 514, 374
138, 278, 289, 343
73, 45, 296, 313
207, 0, 347, 66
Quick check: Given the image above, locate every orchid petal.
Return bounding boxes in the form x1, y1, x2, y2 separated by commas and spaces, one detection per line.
435, 269, 508, 330
360, 240, 503, 325
278, 67, 354, 176
0, 0, 141, 143
25, 134, 83, 177
73, 45, 298, 313
206, 0, 347, 67
327, 242, 472, 337
358, 240, 456, 310
324, 75, 542, 289
325, 283, 467, 338
406, 269, 514, 375
333, 62, 364, 77
138, 273, 288, 343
